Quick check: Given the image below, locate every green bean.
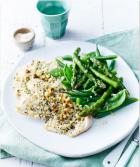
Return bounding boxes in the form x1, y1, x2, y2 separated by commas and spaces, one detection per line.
49, 68, 63, 77
95, 45, 101, 57
75, 75, 87, 89
74, 48, 81, 58
76, 100, 92, 106
70, 96, 100, 106
117, 77, 127, 91
95, 45, 110, 68
109, 60, 116, 71
112, 76, 128, 93
68, 91, 92, 97
55, 47, 137, 119
61, 79, 71, 89
83, 78, 91, 89
111, 69, 117, 75
75, 98, 90, 106
62, 55, 72, 61
76, 97, 81, 105
80, 86, 113, 116
90, 67, 119, 88
72, 63, 78, 88
68, 86, 95, 97
72, 48, 81, 88
95, 55, 117, 60
56, 58, 65, 68
94, 97, 138, 118
80, 52, 96, 63
70, 96, 99, 102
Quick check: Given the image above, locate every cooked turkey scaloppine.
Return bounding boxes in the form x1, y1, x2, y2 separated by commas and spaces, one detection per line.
13, 60, 93, 137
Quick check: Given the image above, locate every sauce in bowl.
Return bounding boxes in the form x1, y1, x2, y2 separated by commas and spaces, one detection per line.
14, 28, 35, 51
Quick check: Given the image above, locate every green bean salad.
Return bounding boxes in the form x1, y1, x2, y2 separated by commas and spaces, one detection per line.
49, 46, 138, 118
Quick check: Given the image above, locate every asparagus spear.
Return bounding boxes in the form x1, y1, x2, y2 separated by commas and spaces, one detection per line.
90, 67, 119, 88
90, 57, 106, 68
75, 75, 87, 89
80, 86, 113, 116
72, 48, 81, 88
73, 55, 87, 73
90, 57, 111, 77
73, 54, 106, 89
74, 55, 92, 80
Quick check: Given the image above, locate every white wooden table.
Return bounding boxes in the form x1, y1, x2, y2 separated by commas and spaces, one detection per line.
0, 0, 139, 166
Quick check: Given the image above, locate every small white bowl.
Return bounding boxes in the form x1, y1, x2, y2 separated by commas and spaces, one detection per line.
13, 28, 35, 51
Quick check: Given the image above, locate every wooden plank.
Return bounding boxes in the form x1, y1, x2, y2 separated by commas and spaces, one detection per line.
62, 0, 103, 40
19, 159, 33, 167
102, 0, 139, 34
0, 158, 21, 167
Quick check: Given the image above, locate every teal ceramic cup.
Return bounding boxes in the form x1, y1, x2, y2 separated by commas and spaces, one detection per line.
37, 0, 70, 39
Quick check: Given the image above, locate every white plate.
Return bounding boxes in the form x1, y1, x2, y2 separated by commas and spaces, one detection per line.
1, 41, 139, 158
